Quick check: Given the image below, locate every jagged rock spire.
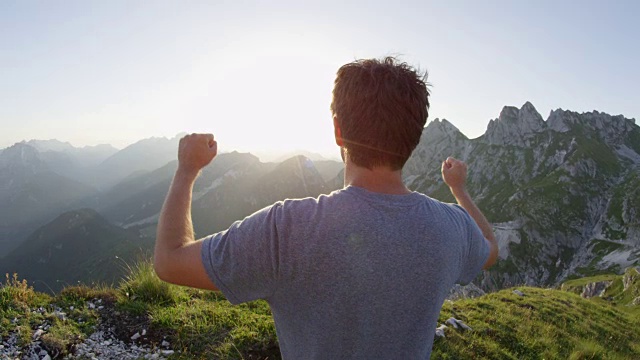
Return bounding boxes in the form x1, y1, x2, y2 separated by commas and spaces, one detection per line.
483, 102, 545, 147
423, 118, 465, 142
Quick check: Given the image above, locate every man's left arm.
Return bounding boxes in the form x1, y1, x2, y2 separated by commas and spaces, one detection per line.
154, 133, 219, 290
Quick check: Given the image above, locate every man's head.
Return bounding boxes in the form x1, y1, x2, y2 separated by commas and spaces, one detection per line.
330, 56, 430, 171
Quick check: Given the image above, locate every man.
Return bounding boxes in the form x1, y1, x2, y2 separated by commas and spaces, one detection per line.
154, 57, 499, 359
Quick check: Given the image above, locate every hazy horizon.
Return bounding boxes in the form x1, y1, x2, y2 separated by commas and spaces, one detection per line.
2, 1, 639, 154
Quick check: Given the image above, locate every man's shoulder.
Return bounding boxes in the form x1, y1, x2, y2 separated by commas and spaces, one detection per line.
412, 192, 473, 222
275, 189, 343, 215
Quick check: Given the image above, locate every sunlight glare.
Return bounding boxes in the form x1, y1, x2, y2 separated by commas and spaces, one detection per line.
182, 28, 341, 158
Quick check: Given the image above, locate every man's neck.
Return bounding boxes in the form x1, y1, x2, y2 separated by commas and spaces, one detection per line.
343, 159, 411, 195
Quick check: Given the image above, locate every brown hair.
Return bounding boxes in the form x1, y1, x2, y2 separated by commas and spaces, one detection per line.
330, 57, 430, 170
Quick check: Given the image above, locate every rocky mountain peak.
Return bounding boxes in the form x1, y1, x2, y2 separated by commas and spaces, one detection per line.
498, 106, 519, 122
0, 143, 45, 171
422, 118, 464, 143
547, 108, 637, 146
26, 139, 75, 153
484, 102, 545, 147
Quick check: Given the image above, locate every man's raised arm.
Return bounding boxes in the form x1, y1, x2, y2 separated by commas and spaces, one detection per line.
441, 157, 499, 269
154, 133, 219, 290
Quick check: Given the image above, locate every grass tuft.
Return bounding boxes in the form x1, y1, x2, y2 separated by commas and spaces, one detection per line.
118, 259, 188, 306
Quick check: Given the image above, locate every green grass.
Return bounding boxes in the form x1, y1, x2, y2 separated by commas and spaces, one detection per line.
561, 267, 640, 316
115, 260, 278, 359
432, 287, 640, 359
3, 263, 640, 359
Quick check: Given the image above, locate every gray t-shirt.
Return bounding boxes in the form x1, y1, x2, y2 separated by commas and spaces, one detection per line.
202, 185, 490, 359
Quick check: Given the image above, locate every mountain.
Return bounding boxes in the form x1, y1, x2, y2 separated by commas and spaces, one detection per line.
0, 150, 337, 291
404, 102, 640, 289
95, 152, 335, 238
0, 143, 97, 257
90, 135, 182, 189
25, 139, 118, 183
0, 208, 152, 293
312, 159, 344, 182
2, 103, 638, 293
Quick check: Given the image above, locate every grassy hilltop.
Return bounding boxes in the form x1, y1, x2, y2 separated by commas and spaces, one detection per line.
2, 262, 640, 359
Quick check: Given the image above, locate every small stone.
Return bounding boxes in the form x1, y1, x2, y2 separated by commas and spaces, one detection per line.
445, 317, 459, 329
161, 350, 175, 355
435, 324, 447, 338
131, 332, 141, 340
69, 306, 74, 310
446, 317, 472, 331
54, 311, 67, 321
141, 329, 147, 336
513, 289, 525, 297
97, 306, 104, 310
88, 302, 95, 309
457, 320, 472, 331
161, 340, 170, 347
33, 329, 45, 340
42, 355, 51, 360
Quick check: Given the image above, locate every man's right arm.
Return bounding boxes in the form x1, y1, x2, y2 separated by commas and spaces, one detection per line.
442, 157, 499, 269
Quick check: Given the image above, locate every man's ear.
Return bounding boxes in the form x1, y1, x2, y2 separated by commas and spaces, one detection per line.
333, 116, 344, 147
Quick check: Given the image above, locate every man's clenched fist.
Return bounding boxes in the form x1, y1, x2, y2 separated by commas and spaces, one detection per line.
441, 156, 467, 190
177, 133, 217, 176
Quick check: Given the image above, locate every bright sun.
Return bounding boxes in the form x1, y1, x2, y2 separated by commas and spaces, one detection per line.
180, 28, 343, 159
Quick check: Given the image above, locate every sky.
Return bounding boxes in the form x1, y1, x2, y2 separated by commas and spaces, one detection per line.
1, 0, 638, 158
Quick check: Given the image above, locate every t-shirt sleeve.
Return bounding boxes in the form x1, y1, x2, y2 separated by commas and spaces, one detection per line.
454, 205, 491, 285
200, 202, 283, 304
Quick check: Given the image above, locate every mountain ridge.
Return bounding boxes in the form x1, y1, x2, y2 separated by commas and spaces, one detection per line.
1, 101, 638, 293
405, 101, 639, 290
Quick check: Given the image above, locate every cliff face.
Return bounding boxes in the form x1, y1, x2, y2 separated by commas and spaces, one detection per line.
404, 102, 640, 289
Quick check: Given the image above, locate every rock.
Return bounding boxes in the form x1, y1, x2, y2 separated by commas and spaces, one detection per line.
447, 283, 486, 300
484, 102, 545, 147
53, 311, 66, 321
161, 350, 175, 355
141, 329, 147, 336
445, 317, 473, 331
88, 302, 96, 309
623, 268, 638, 291
435, 324, 447, 338
42, 355, 51, 360
445, 317, 459, 329
161, 340, 170, 347
131, 332, 141, 340
581, 281, 612, 298
513, 290, 525, 297
32, 329, 45, 340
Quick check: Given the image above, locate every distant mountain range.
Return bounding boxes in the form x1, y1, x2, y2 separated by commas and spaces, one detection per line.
0, 136, 344, 291
1, 102, 638, 293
